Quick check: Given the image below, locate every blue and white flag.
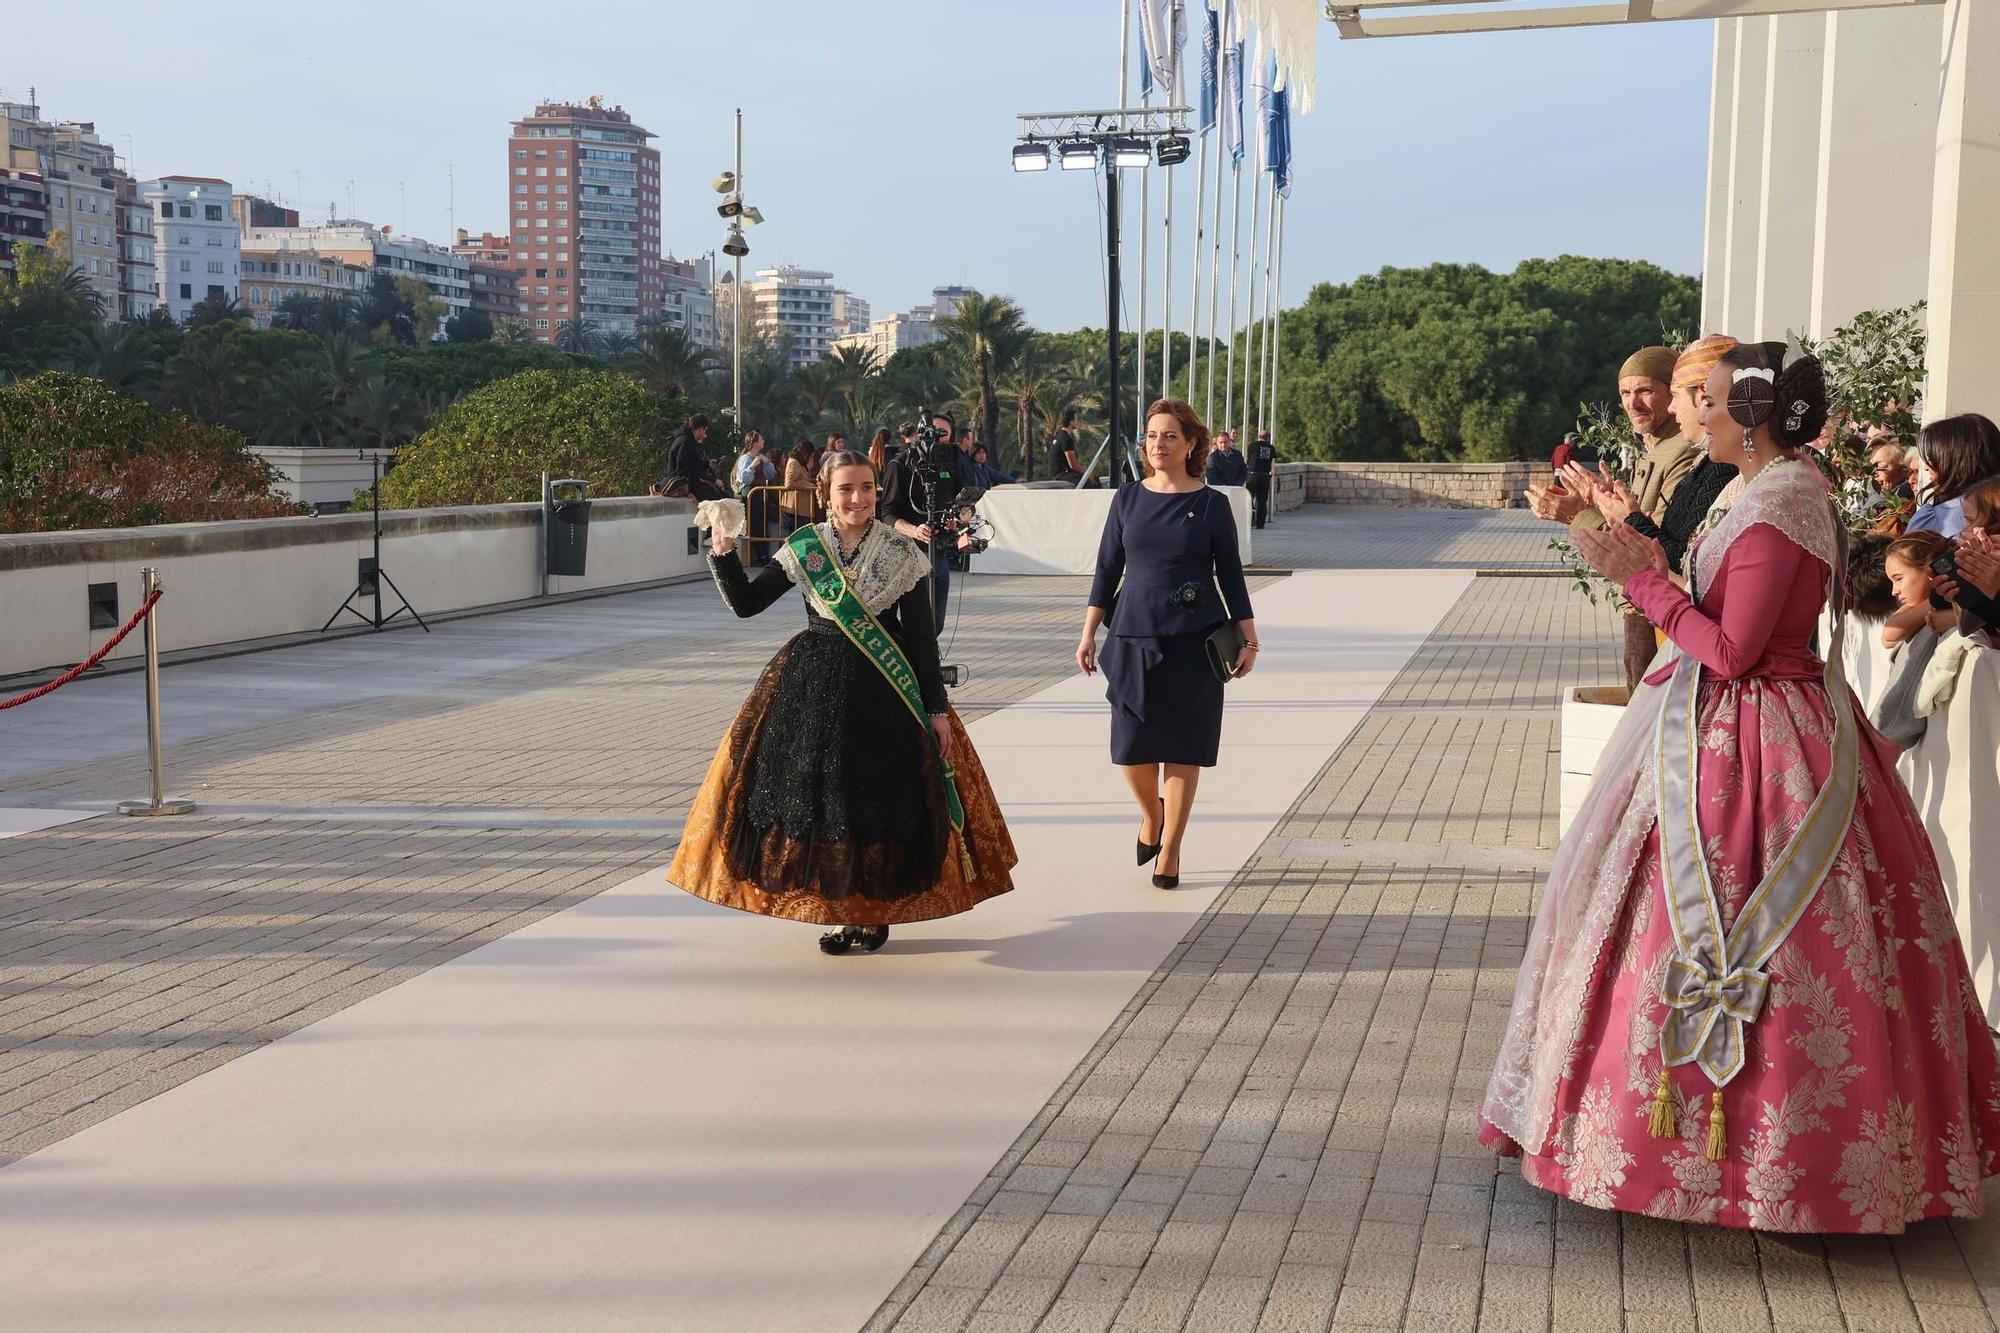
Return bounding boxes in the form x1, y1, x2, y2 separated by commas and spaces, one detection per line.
1251, 53, 1274, 172
1220, 2, 1244, 164
1267, 82, 1292, 198
1198, 3, 1219, 134
1139, 0, 1184, 98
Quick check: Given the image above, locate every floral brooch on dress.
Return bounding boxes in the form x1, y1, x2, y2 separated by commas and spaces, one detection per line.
1170, 580, 1201, 608
804, 552, 827, 574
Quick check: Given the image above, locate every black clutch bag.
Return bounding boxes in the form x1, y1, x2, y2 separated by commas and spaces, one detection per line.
1204, 622, 1246, 683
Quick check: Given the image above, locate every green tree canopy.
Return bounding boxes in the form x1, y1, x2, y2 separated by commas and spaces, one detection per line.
377, 368, 692, 508
0, 372, 300, 532
1274, 256, 1700, 462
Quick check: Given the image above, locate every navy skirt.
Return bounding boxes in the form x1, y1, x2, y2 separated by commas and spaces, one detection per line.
1102, 628, 1225, 767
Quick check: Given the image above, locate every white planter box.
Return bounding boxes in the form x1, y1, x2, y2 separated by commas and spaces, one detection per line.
1559, 685, 1631, 837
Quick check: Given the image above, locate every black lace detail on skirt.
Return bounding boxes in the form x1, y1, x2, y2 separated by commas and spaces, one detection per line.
726, 616, 946, 901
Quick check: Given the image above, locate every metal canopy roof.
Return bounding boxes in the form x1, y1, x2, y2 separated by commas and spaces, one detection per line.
1327, 0, 1943, 40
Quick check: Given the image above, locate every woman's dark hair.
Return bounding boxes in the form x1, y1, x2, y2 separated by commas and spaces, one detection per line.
685, 414, 711, 432
789, 440, 816, 469
1958, 474, 2000, 533
1845, 532, 1898, 623
1142, 398, 1212, 479
867, 427, 892, 474
1917, 414, 2000, 505
1718, 342, 1827, 449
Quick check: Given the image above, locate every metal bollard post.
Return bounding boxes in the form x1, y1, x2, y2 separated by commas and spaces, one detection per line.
117, 567, 197, 818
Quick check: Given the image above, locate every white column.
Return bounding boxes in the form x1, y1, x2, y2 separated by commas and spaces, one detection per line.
1925, 0, 2000, 418
1753, 14, 1825, 342
1809, 4, 1943, 339
1720, 19, 1769, 339
1701, 20, 1738, 335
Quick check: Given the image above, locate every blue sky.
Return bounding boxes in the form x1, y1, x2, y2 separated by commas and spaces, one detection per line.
8, 1, 1712, 331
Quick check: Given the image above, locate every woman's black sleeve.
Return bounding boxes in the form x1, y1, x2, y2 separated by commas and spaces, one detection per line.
1088, 488, 1125, 612
1212, 496, 1255, 621
893, 581, 950, 715
1952, 581, 2000, 631
707, 550, 792, 618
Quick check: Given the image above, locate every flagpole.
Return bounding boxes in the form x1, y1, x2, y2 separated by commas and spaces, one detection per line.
1184, 133, 1205, 404
1255, 169, 1277, 434
1205, 103, 1224, 426
1137, 86, 1149, 426
1237, 157, 1262, 451
1159, 24, 1176, 395
1268, 192, 1287, 448
1222, 155, 1243, 434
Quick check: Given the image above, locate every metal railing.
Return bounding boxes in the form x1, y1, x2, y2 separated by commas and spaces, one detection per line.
736, 483, 820, 564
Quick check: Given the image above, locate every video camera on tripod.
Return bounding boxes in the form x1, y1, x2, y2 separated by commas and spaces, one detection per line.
910, 406, 992, 556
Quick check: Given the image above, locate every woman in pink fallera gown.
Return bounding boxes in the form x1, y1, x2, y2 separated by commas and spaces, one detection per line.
1481, 341, 2000, 1233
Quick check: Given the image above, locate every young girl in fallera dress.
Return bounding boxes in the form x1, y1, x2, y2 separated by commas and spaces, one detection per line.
669, 452, 1017, 954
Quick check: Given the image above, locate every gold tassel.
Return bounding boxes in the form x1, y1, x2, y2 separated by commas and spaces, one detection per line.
1647, 1068, 1679, 1139
1705, 1093, 1727, 1161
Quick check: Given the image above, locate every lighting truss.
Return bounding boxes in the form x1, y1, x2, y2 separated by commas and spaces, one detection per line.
1327, 0, 1944, 40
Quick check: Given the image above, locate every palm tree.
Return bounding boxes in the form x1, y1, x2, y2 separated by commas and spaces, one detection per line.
626, 326, 716, 398
999, 344, 1078, 481
65, 324, 163, 394
877, 344, 960, 429
52, 262, 107, 324
345, 373, 425, 449
319, 333, 368, 407
493, 317, 531, 346
164, 337, 246, 426
255, 364, 337, 448
554, 317, 600, 355
937, 294, 1030, 458
185, 293, 250, 331
792, 360, 846, 425
597, 331, 636, 360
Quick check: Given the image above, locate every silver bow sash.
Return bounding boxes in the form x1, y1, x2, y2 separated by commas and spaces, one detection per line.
1653, 525, 1857, 1089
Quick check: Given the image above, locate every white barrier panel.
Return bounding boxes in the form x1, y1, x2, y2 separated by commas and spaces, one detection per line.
975, 485, 1253, 576
1901, 644, 2000, 1026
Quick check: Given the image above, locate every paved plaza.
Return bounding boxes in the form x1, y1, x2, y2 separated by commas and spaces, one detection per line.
3, 506, 1998, 1331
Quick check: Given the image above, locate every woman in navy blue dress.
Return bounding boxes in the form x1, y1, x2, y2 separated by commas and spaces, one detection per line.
1077, 399, 1258, 888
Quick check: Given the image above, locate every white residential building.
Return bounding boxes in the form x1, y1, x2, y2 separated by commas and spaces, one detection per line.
662, 253, 717, 347
143, 176, 239, 323
237, 220, 470, 338
834, 308, 942, 366
729, 265, 874, 369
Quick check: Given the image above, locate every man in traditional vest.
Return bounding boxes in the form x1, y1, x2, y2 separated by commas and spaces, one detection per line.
1528, 345, 1700, 688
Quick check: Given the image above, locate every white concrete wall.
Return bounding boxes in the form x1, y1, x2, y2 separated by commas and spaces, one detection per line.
1809, 4, 1941, 339
1721, 18, 1770, 338
1753, 14, 1825, 341
1925, 0, 2000, 417
0, 498, 706, 679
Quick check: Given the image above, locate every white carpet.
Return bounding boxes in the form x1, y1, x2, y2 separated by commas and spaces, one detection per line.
0, 571, 1470, 1332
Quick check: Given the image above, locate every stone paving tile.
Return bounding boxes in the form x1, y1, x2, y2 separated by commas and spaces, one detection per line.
873, 570, 2000, 1332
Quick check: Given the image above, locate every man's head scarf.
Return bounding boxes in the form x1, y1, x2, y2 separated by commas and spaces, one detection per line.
1672, 335, 1740, 391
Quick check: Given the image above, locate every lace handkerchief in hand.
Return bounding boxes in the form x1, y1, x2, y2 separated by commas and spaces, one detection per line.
696, 498, 746, 538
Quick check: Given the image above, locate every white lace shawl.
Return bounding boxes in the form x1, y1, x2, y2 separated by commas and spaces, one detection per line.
1480, 457, 1845, 1154
771, 519, 932, 615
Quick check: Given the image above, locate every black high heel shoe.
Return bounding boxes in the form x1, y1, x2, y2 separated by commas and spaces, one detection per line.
1152, 849, 1180, 890
1136, 800, 1165, 866
819, 925, 890, 955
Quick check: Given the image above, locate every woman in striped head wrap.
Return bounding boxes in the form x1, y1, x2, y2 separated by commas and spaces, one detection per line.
1559, 335, 1742, 577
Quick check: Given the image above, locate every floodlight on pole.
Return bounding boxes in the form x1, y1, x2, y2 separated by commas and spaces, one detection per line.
741, 206, 764, 226
1156, 133, 1191, 167
722, 224, 748, 257
1058, 141, 1100, 171
1110, 137, 1152, 169
1013, 143, 1052, 172
711, 171, 736, 193
717, 196, 743, 218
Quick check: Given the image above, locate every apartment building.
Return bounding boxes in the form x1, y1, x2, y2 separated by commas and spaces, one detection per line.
143, 176, 239, 323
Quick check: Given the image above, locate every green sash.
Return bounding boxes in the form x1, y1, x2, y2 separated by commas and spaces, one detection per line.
786, 524, 967, 840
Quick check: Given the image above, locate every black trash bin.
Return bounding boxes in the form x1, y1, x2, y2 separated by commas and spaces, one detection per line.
545, 478, 592, 577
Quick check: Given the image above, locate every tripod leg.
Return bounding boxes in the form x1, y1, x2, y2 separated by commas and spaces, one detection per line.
375, 569, 431, 632
320, 588, 369, 633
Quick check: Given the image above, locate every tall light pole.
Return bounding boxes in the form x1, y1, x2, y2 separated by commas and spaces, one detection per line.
714, 109, 761, 434
1012, 106, 1189, 490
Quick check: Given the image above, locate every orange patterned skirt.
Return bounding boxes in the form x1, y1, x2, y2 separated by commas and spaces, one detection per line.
668, 629, 1017, 926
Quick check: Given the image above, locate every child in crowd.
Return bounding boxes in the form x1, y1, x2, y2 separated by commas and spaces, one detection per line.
1874, 531, 1960, 748
1846, 532, 1900, 623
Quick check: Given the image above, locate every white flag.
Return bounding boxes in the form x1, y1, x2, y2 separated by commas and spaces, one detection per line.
1140, 0, 1186, 97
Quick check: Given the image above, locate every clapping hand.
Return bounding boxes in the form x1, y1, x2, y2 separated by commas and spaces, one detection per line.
709, 527, 737, 558
1567, 464, 1637, 525
1555, 462, 1600, 508
1527, 482, 1587, 525
1573, 520, 1667, 587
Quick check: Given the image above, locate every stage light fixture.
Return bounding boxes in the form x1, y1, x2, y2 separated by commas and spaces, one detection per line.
711, 171, 737, 193
717, 195, 743, 218
1058, 141, 1099, 171
1012, 143, 1051, 172
1110, 137, 1151, 169
1156, 133, 1191, 166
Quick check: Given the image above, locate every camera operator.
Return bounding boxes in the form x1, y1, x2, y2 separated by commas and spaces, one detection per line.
881, 409, 975, 626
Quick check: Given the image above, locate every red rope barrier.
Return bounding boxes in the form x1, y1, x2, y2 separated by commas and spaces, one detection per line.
0, 589, 165, 712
